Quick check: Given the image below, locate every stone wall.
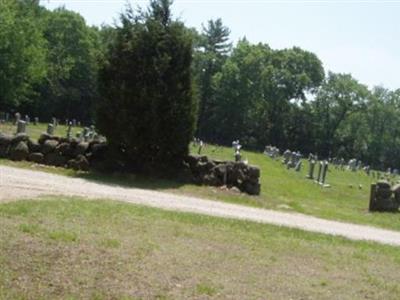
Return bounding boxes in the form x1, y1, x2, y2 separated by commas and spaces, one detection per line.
0, 133, 107, 171
183, 155, 261, 195
0, 133, 262, 196
369, 181, 400, 212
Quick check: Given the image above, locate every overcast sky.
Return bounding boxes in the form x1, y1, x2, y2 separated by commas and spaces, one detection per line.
41, 0, 400, 90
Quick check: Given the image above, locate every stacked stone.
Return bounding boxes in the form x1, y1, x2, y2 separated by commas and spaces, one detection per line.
184, 155, 261, 195
369, 180, 400, 212
0, 132, 107, 172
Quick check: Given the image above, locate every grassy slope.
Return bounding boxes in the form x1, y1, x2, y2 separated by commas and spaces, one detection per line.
1, 197, 400, 299
1, 122, 399, 231
190, 144, 400, 230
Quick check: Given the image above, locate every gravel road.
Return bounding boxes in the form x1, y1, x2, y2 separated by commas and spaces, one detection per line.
1, 165, 400, 246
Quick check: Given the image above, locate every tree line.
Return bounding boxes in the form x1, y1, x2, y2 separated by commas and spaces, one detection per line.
1, 0, 399, 170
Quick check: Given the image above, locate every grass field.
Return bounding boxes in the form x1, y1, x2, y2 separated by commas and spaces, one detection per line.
1, 122, 400, 231
0, 121, 83, 141
1, 197, 400, 299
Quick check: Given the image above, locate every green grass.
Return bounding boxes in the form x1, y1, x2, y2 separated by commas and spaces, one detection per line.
0, 121, 83, 141
1, 122, 400, 231
1, 197, 400, 299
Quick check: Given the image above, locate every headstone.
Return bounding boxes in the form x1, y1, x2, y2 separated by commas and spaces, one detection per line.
295, 160, 302, 172
47, 124, 54, 135
25, 115, 30, 125
66, 122, 72, 139
307, 160, 315, 179
16, 120, 26, 134
72, 119, 77, 127
315, 161, 323, 184
33, 117, 39, 125
320, 161, 329, 185
15, 112, 21, 125
198, 140, 203, 155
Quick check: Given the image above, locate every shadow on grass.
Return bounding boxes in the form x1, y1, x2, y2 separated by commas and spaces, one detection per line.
71, 169, 189, 191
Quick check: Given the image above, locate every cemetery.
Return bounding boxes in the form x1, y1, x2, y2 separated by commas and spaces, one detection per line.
2, 114, 400, 232
1, 0, 400, 299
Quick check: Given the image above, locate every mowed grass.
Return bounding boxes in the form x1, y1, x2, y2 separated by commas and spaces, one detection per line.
0, 121, 83, 141
1, 197, 400, 299
1, 122, 400, 231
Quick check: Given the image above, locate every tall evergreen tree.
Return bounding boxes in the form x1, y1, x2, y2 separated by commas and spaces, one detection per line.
194, 19, 231, 140
97, 0, 196, 172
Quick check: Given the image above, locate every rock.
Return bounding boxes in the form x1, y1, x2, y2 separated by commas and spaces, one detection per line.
202, 174, 221, 186
0, 144, 10, 158
76, 154, 89, 171
38, 133, 52, 145
9, 141, 29, 161
0, 134, 12, 146
44, 152, 67, 167
11, 133, 29, 145
56, 142, 72, 156
247, 165, 260, 179
242, 181, 261, 195
90, 142, 108, 160
73, 142, 89, 156
67, 155, 90, 171
28, 139, 41, 153
391, 184, 400, 194
377, 180, 391, 189
28, 152, 44, 164
41, 139, 59, 154
67, 159, 79, 170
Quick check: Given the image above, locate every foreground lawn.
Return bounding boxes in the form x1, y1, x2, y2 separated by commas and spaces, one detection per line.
1, 197, 400, 299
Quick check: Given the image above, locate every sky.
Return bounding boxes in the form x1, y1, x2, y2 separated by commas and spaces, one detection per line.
41, 0, 400, 90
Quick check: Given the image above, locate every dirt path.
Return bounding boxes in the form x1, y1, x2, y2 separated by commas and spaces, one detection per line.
1, 165, 400, 246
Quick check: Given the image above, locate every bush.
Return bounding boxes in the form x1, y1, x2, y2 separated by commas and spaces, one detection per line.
97, 0, 197, 172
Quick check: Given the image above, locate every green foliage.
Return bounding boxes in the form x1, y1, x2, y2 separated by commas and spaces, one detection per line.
0, 0, 47, 110
194, 18, 231, 138
97, 0, 197, 171
313, 72, 370, 156
33, 8, 100, 122
211, 40, 324, 148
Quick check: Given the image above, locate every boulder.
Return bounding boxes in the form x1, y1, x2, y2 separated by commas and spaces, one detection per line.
28, 139, 41, 153
89, 142, 108, 160
11, 133, 29, 145
67, 155, 90, 171
38, 133, 51, 145
76, 154, 90, 171
73, 142, 89, 156
9, 141, 29, 161
0, 144, 10, 158
28, 152, 44, 164
44, 152, 67, 167
242, 181, 261, 195
56, 142, 72, 157
41, 139, 59, 154
0, 134, 12, 146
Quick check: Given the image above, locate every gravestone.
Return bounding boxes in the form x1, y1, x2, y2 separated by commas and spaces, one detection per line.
315, 161, 323, 184
15, 112, 21, 125
320, 161, 329, 187
47, 124, 54, 135
33, 117, 39, 125
25, 115, 30, 125
295, 160, 302, 172
16, 120, 26, 134
307, 159, 316, 179
66, 122, 72, 139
